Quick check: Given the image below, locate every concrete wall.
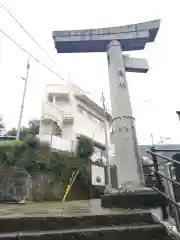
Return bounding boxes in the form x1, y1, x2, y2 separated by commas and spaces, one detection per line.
39, 122, 53, 136
39, 135, 75, 152
62, 123, 74, 140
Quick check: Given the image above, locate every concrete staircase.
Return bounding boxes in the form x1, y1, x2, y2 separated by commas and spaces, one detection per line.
0, 211, 173, 239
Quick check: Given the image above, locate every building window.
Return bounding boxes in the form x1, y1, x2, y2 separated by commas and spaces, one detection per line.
53, 122, 62, 137
55, 96, 69, 105
77, 105, 84, 114
100, 121, 104, 132
48, 94, 53, 103
87, 112, 93, 120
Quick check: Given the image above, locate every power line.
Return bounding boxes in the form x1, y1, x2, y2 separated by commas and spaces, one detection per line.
0, 4, 90, 95
0, 27, 91, 95
1, 4, 63, 72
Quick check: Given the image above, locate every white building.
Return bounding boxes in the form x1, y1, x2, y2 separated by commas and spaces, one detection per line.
39, 84, 111, 162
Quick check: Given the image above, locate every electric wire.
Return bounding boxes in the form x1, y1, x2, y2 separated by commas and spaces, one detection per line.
0, 3, 91, 95
0, 27, 91, 95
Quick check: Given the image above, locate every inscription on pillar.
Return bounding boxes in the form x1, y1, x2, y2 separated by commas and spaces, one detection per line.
124, 126, 128, 132
117, 70, 124, 76
107, 54, 110, 65
116, 69, 126, 88
118, 82, 126, 88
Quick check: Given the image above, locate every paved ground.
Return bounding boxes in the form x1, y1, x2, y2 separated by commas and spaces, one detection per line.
0, 199, 148, 218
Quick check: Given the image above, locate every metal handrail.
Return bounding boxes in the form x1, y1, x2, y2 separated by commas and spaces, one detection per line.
150, 149, 180, 153
151, 169, 180, 187
147, 149, 180, 165
147, 147, 180, 232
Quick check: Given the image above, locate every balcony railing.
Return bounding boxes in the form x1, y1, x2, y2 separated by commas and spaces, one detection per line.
42, 102, 64, 128
39, 134, 75, 152
63, 113, 74, 124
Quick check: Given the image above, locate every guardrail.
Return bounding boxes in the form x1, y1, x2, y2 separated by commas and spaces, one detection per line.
147, 147, 180, 231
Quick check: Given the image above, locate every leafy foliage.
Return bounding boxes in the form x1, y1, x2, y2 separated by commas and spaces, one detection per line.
0, 140, 23, 166
28, 119, 40, 135
0, 116, 5, 135
0, 136, 87, 180
6, 128, 17, 137
0, 134, 96, 202
6, 118, 40, 140
76, 135, 94, 159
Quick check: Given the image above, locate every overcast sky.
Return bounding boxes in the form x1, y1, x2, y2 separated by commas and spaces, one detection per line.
0, 0, 180, 144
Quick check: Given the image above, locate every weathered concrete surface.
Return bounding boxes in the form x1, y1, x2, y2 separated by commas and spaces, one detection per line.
107, 40, 144, 187
123, 55, 149, 73
0, 200, 173, 240
0, 199, 145, 217
0, 165, 32, 202
53, 20, 160, 52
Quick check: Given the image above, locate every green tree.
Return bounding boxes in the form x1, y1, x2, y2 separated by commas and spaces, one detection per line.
0, 116, 5, 135
6, 127, 29, 140
28, 119, 40, 135
6, 128, 17, 136
15, 136, 50, 172
6, 118, 40, 140
76, 135, 94, 159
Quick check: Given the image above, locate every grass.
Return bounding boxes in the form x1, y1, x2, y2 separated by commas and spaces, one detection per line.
0, 140, 23, 147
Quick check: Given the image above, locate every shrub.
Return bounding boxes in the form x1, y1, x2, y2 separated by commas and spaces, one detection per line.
76, 135, 94, 159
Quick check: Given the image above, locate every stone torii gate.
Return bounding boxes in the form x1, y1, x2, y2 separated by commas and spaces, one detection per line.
52, 20, 160, 189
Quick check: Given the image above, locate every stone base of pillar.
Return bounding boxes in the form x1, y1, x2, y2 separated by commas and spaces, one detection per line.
101, 188, 167, 210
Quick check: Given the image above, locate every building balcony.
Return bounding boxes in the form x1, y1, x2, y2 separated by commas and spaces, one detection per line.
63, 113, 74, 124
39, 134, 75, 152
41, 102, 64, 129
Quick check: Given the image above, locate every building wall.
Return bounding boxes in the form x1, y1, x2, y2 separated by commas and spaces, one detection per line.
62, 123, 74, 141
73, 98, 106, 144
39, 122, 53, 136
73, 112, 105, 144
40, 84, 110, 151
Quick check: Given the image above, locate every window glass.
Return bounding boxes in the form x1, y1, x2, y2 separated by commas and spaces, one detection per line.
77, 105, 84, 114
55, 96, 69, 104
48, 94, 53, 103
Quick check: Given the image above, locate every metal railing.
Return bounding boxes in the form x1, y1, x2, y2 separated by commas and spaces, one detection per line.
147, 147, 180, 231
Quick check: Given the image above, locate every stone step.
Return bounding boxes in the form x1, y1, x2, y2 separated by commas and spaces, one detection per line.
0, 211, 155, 233
0, 224, 172, 240
101, 190, 167, 209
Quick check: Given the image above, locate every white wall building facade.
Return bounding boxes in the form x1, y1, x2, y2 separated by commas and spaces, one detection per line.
39, 84, 111, 162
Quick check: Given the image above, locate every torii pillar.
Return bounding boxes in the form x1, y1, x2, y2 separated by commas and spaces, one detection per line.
52, 20, 160, 189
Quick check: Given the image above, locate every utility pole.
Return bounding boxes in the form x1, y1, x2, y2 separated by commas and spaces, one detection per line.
160, 137, 163, 144
16, 57, 30, 140
101, 92, 112, 191
151, 133, 154, 146
159, 136, 171, 144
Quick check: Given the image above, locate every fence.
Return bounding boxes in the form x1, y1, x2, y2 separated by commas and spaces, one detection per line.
147, 147, 180, 232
